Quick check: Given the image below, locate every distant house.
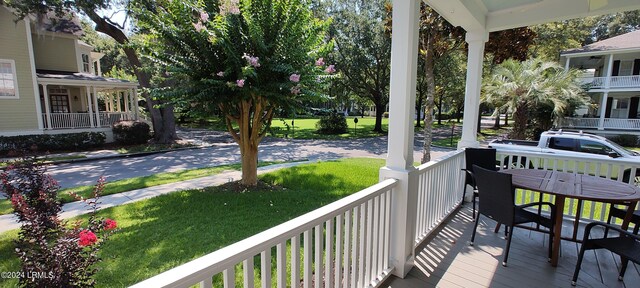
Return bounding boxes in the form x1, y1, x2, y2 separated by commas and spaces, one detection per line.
0, 6, 139, 142
559, 30, 640, 135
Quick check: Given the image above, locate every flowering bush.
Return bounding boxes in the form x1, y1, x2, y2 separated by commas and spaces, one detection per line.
0, 157, 117, 287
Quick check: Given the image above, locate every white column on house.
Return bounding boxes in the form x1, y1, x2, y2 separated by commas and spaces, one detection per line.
378, 0, 419, 278
123, 90, 130, 113
116, 91, 122, 112
457, 30, 489, 149
133, 88, 140, 120
599, 54, 615, 130
42, 84, 52, 129
86, 86, 95, 127
564, 57, 571, 70
92, 86, 101, 127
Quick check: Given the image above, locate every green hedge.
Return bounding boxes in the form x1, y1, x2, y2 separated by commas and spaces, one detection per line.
0, 132, 106, 154
113, 121, 151, 145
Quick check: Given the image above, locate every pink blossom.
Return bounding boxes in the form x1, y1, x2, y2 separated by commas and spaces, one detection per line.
289, 74, 300, 83
236, 79, 245, 87
220, 0, 241, 15
200, 11, 209, 22
193, 21, 205, 32
290, 85, 301, 95
325, 65, 336, 74
242, 53, 260, 68
315, 58, 325, 66
216, 71, 225, 77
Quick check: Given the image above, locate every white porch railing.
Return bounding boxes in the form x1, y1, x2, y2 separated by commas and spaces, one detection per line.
580, 75, 640, 89
43, 113, 92, 129
496, 149, 640, 225
99, 112, 136, 127
560, 117, 640, 130
414, 150, 465, 245
132, 179, 398, 288
42, 112, 136, 129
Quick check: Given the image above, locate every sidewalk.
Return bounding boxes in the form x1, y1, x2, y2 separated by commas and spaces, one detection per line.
0, 161, 311, 233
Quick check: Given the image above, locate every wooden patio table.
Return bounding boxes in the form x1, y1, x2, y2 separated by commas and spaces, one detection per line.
501, 169, 640, 267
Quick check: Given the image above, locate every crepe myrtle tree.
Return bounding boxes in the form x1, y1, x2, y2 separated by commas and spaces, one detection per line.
137, 0, 333, 186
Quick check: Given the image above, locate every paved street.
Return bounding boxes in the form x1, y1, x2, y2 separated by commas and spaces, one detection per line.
47, 135, 455, 188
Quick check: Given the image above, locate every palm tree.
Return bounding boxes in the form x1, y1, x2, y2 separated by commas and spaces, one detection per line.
483, 58, 587, 139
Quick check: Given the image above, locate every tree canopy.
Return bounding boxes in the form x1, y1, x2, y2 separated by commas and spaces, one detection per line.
136, 0, 332, 185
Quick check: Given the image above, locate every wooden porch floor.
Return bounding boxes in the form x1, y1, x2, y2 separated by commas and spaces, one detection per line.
382, 206, 640, 288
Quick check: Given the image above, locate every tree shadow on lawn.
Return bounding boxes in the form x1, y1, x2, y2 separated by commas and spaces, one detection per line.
89, 165, 368, 287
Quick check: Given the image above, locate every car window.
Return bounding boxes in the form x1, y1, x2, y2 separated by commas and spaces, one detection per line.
549, 137, 576, 151
579, 140, 613, 155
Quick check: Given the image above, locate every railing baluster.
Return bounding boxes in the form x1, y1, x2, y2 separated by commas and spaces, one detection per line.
276, 243, 286, 288
260, 249, 271, 288
357, 203, 367, 287
350, 206, 359, 288
371, 196, 380, 281
334, 214, 343, 288
224, 267, 235, 288
304, 230, 312, 288
343, 210, 352, 288
292, 235, 300, 288
243, 257, 254, 288
325, 219, 334, 288
314, 224, 322, 288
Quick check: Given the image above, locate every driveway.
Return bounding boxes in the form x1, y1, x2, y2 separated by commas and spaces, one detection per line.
47, 134, 454, 189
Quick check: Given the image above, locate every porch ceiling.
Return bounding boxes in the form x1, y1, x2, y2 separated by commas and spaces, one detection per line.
424, 0, 640, 33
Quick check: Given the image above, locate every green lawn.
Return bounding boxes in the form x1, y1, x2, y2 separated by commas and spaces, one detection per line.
0, 158, 384, 287
0, 162, 283, 216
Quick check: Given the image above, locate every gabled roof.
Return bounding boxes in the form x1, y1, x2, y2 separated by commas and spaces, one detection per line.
561, 30, 640, 55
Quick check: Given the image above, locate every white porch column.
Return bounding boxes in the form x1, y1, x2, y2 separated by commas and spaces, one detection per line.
599, 54, 615, 130
457, 30, 489, 149
123, 89, 130, 112
599, 92, 609, 130
42, 84, 52, 129
133, 88, 139, 120
92, 86, 101, 127
86, 87, 95, 127
379, 0, 419, 278
116, 92, 122, 112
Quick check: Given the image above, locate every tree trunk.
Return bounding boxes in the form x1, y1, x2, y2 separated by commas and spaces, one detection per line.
374, 101, 385, 133
510, 100, 528, 139
493, 108, 501, 129
421, 34, 435, 164
437, 99, 443, 125
223, 96, 274, 186
415, 96, 422, 128
504, 110, 509, 126
240, 139, 259, 186
86, 11, 178, 144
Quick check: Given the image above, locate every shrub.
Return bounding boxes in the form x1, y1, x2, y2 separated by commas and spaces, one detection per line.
0, 132, 105, 154
608, 134, 639, 147
112, 120, 151, 145
383, 112, 389, 118
316, 112, 348, 134
0, 158, 117, 287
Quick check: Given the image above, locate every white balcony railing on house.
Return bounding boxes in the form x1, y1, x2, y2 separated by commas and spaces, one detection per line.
579, 75, 640, 89
42, 112, 136, 129
559, 117, 640, 130
497, 150, 640, 226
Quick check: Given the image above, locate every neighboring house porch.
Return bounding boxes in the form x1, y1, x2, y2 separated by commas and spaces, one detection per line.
36, 70, 139, 133
559, 30, 640, 134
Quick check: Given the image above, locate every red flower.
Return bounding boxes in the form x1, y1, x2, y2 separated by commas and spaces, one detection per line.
78, 230, 98, 247
104, 218, 117, 230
